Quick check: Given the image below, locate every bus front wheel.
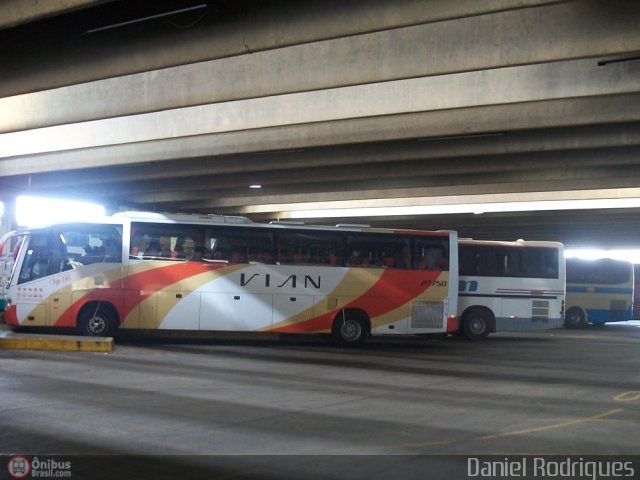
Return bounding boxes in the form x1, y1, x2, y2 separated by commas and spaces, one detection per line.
564, 307, 585, 329
77, 303, 117, 337
461, 309, 492, 340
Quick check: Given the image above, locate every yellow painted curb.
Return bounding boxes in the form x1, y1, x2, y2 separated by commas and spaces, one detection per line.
0, 331, 113, 352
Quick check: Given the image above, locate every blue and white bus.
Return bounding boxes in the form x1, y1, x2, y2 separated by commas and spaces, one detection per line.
565, 257, 634, 327
458, 239, 565, 339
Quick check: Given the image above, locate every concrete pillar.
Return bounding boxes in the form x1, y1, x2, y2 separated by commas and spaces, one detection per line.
0, 197, 17, 237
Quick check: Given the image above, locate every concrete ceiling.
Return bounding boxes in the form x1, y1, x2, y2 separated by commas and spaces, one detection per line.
1, 0, 639, 248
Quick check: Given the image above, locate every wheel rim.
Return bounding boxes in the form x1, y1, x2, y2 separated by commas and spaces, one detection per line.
468, 317, 486, 336
88, 315, 107, 335
565, 310, 582, 327
340, 319, 362, 342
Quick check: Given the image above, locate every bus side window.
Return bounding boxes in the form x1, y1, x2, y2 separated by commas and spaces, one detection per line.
477, 252, 495, 276
416, 239, 448, 271
458, 247, 475, 275
276, 231, 339, 266
203, 228, 274, 265
426, 248, 444, 270
60, 225, 123, 265
504, 250, 522, 276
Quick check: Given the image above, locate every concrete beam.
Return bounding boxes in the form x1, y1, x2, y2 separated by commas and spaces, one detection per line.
189, 178, 638, 218
1, 57, 638, 159
317, 209, 640, 249
11, 123, 640, 189
2, 92, 640, 177
0, 0, 108, 29
0, 0, 568, 98
125, 169, 640, 210
196, 178, 640, 213
2, 1, 639, 131
70, 146, 640, 201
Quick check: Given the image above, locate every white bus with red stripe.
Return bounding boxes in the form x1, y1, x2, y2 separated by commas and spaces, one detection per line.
457, 239, 565, 339
1, 212, 459, 345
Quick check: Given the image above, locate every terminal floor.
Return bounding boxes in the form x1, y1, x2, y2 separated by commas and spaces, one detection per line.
1, 323, 639, 478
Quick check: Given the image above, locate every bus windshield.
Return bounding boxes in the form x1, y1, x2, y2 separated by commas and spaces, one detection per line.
16, 224, 122, 284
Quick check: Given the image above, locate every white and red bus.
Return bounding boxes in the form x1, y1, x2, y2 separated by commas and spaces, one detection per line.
457, 239, 565, 339
0, 211, 459, 345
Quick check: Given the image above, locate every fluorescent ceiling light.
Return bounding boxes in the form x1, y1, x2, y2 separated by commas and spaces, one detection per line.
238, 188, 640, 218
286, 197, 640, 219
85, 4, 208, 34
16, 196, 105, 227
566, 248, 640, 264
418, 132, 505, 141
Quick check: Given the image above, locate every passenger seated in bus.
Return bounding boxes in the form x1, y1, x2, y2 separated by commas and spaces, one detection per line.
276, 253, 290, 264
212, 250, 227, 261
415, 250, 446, 270
259, 252, 273, 264
293, 252, 310, 264
426, 248, 446, 270
81, 245, 106, 264
102, 238, 122, 261
390, 251, 409, 269
157, 238, 172, 258
347, 251, 362, 266
130, 234, 149, 257
173, 237, 195, 260
144, 241, 162, 258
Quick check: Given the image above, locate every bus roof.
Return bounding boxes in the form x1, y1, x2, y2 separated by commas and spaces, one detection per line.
459, 238, 564, 249
113, 211, 454, 236
5, 211, 455, 237
112, 211, 254, 225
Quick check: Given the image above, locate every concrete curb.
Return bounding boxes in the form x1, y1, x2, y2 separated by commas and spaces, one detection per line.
0, 330, 113, 352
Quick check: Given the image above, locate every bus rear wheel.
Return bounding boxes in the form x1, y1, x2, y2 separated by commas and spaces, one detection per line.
331, 311, 369, 346
77, 303, 117, 337
564, 307, 585, 329
461, 309, 492, 340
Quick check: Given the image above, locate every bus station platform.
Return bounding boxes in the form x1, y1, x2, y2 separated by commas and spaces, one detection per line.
0, 326, 113, 352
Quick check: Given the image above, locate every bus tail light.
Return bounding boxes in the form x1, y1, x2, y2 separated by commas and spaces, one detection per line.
446, 315, 458, 333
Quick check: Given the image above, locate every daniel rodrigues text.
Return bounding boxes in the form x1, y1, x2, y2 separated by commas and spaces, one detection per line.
468, 457, 635, 479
